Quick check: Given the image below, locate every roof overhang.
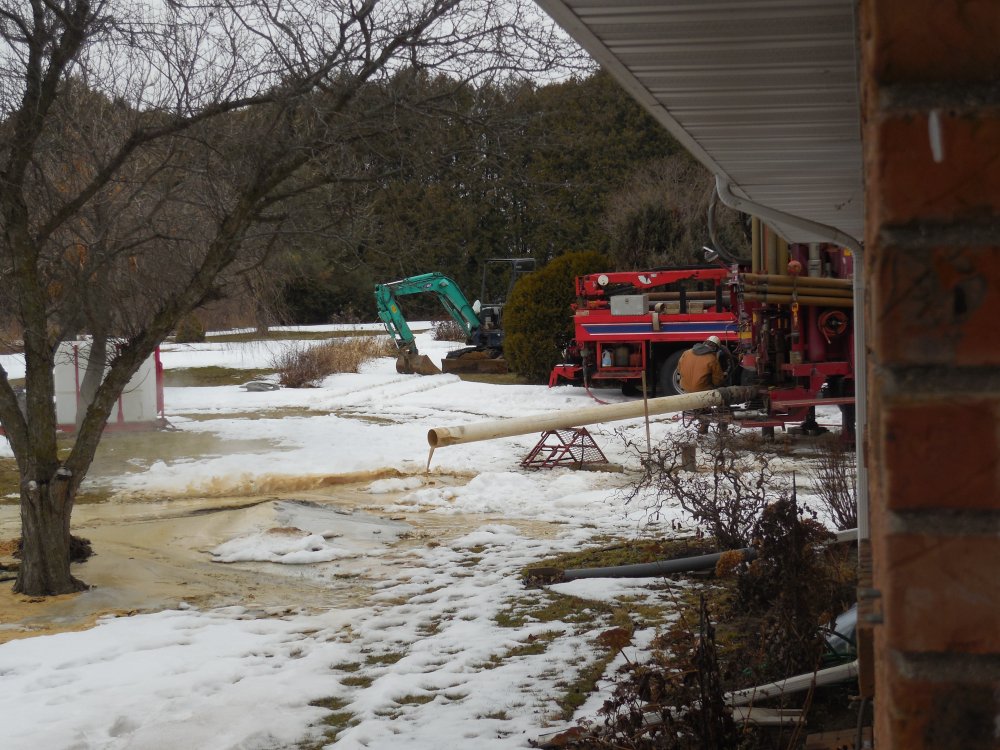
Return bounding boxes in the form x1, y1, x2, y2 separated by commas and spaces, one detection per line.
534, 0, 864, 245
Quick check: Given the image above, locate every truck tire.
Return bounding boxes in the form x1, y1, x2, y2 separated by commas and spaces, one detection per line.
657, 350, 686, 396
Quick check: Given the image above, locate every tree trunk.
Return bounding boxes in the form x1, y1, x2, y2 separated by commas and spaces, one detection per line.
14, 478, 86, 595
255, 304, 270, 336
77, 337, 108, 430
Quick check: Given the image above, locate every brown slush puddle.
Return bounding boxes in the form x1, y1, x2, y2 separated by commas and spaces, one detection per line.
0, 470, 560, 643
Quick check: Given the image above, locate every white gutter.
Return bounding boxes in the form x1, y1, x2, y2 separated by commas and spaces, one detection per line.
714, 176, 869, 542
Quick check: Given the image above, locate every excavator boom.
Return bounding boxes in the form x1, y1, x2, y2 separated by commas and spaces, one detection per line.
374, 273, 482, 375
374, 261, 534, 376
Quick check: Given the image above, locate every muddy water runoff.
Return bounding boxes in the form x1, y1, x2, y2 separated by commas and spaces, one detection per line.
0, 450, 559, 643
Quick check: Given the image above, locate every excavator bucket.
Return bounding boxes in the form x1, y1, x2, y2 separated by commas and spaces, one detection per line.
396, 350, 441, 376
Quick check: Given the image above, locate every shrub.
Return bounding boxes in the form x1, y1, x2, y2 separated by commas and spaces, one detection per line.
589, 497, 857, 748
735, 494, 853, 682
595, 596, 740, 750
625, 427, 788, 550
328, 304, 366, 325
273, 336, 395, 387
432, 319, 466, 342
174, 314, 206, 343
808, 440, 857, 530
503, 250, 608, 383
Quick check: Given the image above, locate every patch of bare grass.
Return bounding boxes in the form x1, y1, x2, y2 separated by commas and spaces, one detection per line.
207, 329, 372, 343
273, 337, 395, 388
163, 366, 274, 387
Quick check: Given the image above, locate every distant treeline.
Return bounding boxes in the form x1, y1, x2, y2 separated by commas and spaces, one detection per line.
221, 71, 749, 326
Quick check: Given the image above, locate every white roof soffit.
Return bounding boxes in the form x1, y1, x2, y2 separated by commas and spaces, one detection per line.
535, 0, 864, 245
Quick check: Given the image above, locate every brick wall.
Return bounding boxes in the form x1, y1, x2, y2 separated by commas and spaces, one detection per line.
858, 1, 1000, 747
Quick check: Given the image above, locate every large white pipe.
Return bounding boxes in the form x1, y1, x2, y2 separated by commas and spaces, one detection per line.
427, 386, 755, 448
727, 660, 859, 706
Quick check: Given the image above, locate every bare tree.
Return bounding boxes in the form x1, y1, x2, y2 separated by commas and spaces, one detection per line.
602, 155, 750, 270
808, 440, 857, 531
0, 0, 577, 596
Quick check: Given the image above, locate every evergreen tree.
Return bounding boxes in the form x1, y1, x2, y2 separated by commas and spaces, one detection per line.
504, 250, 608, 382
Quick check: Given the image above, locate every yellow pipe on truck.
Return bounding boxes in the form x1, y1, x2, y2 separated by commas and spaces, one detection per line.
743, 273, 852, 290
744, 292, 854, 308
744, 284, 853, 299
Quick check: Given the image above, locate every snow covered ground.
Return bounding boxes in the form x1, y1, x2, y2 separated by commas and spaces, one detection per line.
0, 327, 841, 749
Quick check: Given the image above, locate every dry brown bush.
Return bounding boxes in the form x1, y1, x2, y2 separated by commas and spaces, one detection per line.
623, 427, 788, 549
432, 320, 467, 342
273, 336, 395, 387
808, 440, 857, 531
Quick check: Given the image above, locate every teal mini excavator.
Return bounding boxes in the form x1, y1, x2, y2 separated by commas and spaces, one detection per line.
374, 259, 534, 375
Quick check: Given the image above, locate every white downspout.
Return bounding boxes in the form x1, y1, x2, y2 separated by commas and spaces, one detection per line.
714, 176, 869, 542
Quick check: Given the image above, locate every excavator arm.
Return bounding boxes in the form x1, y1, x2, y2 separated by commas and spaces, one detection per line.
374, 273, 482, 374
375, 261, 533, 376
374, 285, 418, 351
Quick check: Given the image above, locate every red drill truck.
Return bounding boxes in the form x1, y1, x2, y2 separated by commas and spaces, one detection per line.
549, 245, 856, 435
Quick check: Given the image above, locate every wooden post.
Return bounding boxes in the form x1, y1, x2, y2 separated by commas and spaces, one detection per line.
681, 443, 697, 471
641, 371, 651, 457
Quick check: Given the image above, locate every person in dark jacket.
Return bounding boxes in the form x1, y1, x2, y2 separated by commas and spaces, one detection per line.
677, 335, 725, 392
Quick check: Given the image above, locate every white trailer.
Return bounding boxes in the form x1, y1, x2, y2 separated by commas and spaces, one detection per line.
53, 340, 164, 431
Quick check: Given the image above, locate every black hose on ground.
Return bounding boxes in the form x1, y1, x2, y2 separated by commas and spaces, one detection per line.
562, 547, 757, 581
